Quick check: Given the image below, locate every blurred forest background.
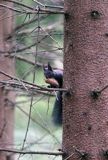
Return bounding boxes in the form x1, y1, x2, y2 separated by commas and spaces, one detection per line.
12, 0, 64, 159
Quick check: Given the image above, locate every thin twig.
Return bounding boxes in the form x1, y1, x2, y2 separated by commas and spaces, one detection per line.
1, 2, 65, 14
7, 100, 61, 145
0, 71, 68, 92
4, 0, 35, 10
6, 14, 48, 39
98, 85, 108, 93
19, 7, 40, 154
0, 148, 63, 155
0, 4, 26, 13
0, 31, 52, 53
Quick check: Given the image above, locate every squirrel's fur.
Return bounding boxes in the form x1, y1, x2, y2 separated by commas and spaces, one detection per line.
44, 63, 63, 125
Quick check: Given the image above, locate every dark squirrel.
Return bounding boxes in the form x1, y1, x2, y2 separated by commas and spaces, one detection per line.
43, 63, 63, 126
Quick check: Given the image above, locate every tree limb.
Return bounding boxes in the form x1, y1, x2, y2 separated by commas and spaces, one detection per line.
0, 148, 63, 156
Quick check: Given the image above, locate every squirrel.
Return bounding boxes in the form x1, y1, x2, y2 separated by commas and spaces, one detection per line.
43, 63, 63, 126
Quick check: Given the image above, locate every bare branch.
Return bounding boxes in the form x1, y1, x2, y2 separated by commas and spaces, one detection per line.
4, 0, 36, 10
6, 14, 48, 40
5, 0, 64, 10
0, 30, 53, 53
0, 71, 68, 92
0, 4, 25, 13
7, 99, 60, 144
1, 1, 64, 14
0, 148, 63, 156
14, 55, 43, 67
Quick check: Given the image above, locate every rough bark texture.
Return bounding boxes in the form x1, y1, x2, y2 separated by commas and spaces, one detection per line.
0, 1, 15, 160
63, 1, 108, 160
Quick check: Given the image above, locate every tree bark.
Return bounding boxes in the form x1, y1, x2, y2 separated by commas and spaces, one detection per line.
63, 1, 108, 160
0, 1, 15, 160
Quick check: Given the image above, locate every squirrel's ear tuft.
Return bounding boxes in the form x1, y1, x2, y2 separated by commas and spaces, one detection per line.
48, 62, 53, 71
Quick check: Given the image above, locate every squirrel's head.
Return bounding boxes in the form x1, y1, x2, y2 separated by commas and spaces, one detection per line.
43, 63, 54, 78
43, 63, 59, 88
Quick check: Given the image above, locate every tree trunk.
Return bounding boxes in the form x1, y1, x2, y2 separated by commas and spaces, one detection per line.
63, 1, 108, 160
0, 1, 15, 160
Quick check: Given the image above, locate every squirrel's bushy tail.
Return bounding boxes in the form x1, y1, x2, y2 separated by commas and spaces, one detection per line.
52, 91, 62, 126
